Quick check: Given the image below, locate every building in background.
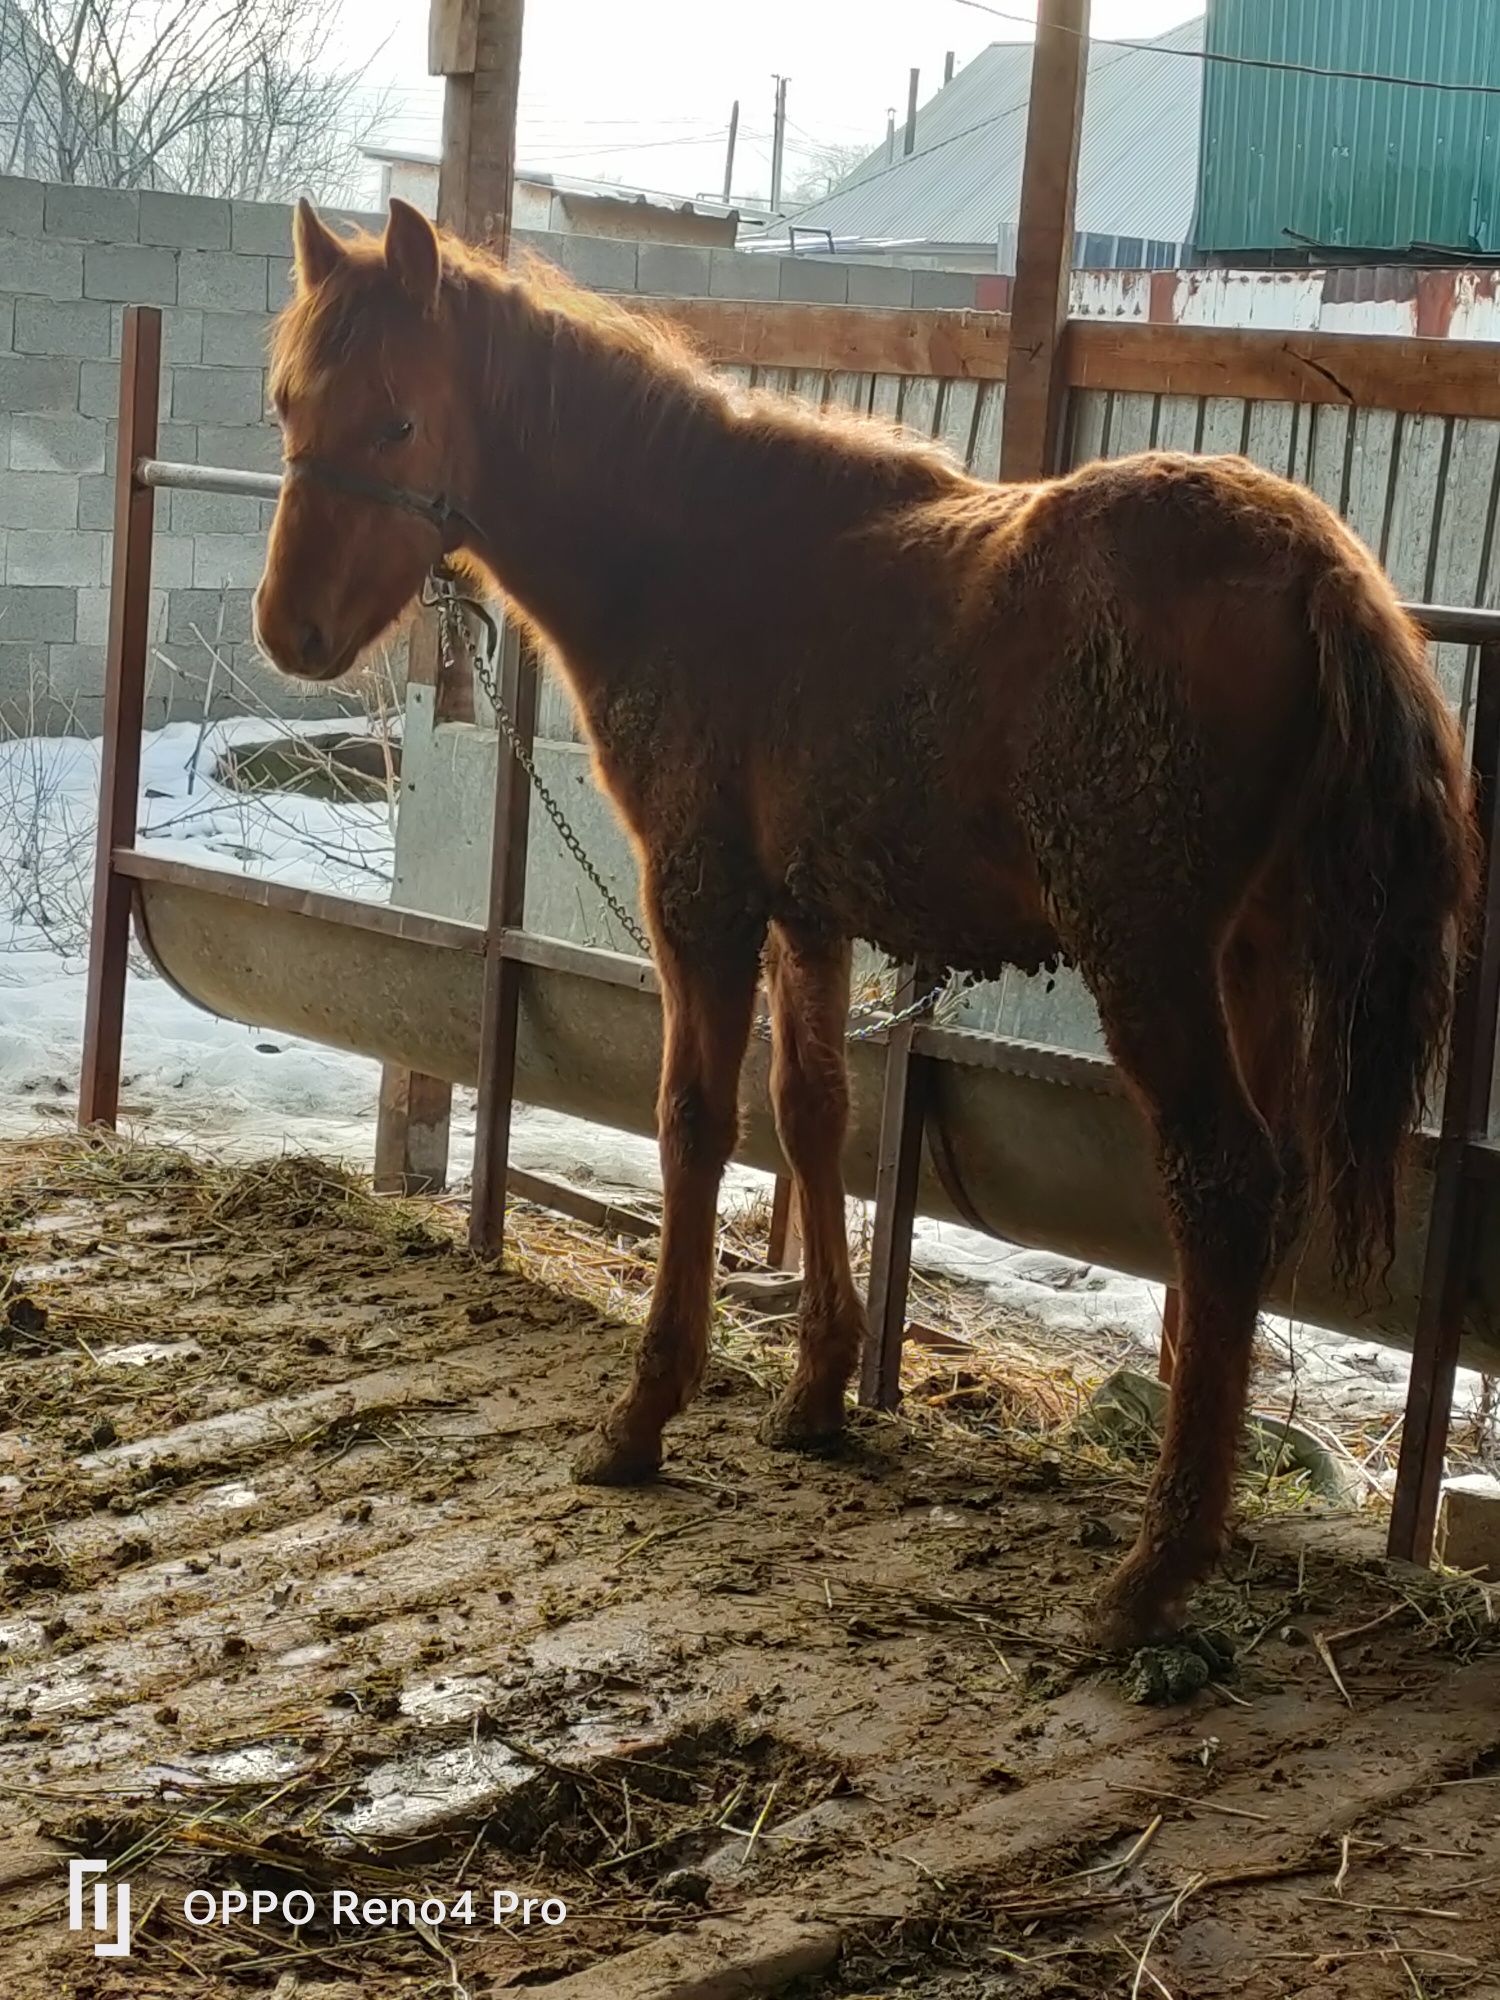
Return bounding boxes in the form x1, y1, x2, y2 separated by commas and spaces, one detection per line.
362, 145, 742, 248
759, 18, 1203, 273
1195, 0, 1500, 263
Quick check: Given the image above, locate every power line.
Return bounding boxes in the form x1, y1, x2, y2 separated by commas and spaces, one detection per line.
951, 0, 1500, 98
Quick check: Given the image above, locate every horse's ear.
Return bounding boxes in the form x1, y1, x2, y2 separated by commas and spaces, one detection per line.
293, 197, 345, 291
384, 198, 441, 316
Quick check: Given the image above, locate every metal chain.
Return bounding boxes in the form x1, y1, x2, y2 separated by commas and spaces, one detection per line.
426, 572, 973, 1043
432, 580, 653, 955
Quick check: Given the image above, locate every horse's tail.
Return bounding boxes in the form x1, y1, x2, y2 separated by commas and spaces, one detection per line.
1294, 537, 1479, 1287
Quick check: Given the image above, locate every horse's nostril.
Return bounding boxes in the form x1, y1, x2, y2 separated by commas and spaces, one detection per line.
300, 620, 326, 667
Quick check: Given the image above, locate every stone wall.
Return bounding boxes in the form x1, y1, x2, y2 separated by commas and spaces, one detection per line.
0, 170, 983, 734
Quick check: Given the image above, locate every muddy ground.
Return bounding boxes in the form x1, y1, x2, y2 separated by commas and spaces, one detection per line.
1, 1139, 1498, 2000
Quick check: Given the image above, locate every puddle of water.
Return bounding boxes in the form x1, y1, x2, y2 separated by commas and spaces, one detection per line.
141, 1744, 307, 1791
335, 1740, 538, 1839
95, 1341, 204, 1367
400, 1674, 506, 1726
275, 1641, 336, 1670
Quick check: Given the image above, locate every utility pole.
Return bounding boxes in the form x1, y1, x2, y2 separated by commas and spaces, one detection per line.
885, 107, 896, 165
769, 73, 788, 210
904, 66, 920, 155
722, 97, 739, 202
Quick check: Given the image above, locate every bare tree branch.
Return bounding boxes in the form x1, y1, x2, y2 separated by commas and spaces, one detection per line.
0, 0, 393, 202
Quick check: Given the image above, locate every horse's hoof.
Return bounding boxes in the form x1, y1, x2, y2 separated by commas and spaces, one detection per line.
759, 1390, 845, 1455
571, 1430, 662, 1486
1089, 1556, 1189, 1654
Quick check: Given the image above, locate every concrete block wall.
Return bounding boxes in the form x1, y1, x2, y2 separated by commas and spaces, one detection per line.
0, 175, 391, 734
0, 171, 985, 734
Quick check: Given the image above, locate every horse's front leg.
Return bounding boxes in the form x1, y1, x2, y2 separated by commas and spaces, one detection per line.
574, 887, 763, 1486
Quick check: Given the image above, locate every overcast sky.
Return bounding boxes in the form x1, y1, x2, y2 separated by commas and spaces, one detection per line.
343, 0, 1201, 204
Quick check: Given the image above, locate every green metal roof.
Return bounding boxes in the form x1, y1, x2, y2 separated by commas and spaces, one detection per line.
1195, 0, 1500, 257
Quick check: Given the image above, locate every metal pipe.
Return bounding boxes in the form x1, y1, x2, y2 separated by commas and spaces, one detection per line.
137, 458, 283, 501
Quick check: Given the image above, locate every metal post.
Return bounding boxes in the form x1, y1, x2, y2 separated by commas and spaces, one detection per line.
79, 305, 161, 1131
860, 963, 934, 1408
723, 99, 739, 204
1388, 641, 1500, 1563
470, 623, 540, 1255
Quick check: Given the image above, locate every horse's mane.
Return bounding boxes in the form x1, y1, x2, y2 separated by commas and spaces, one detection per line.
271, 220, 965, 502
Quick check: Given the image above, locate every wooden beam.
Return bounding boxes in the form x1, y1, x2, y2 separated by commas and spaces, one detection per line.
1388, 642, 1500, 1564
384, 0, 526, 1191
1066, 319, 1500, 422
470, 624, 539, 1257
79, 306, 160, 1131
860, 965, 935, 1410
662, 301, 1009, 381
374, 1067, 453, 1195
998, 0, 1089, 480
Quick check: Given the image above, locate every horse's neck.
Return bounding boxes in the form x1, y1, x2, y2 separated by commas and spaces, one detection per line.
464, 293, 720, 669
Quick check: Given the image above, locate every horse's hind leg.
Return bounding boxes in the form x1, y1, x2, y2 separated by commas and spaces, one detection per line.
1220, 900, 1307, 1269
760, 923, 866, 1449
1087, 950, 1281, 1650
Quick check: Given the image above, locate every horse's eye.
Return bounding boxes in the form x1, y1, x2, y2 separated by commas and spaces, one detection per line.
379, 418, 414, 449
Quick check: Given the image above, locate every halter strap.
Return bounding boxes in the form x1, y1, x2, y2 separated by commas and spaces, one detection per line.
284, 456, 482, 545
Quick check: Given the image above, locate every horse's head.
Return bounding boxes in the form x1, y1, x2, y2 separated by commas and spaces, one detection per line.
254, 198, 476, 682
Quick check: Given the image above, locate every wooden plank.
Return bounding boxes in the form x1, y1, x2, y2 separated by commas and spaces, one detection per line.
1383, 413, 1449, 601
1104, 389, 1155, 457
998, 0, 1089, 480
1305, 402, 1353, 512
1343, 408, 1400, 558
1153, 395, 1201, 453
79, 306, 161, 1131
901, 376, 941, 437
665, 300, 1009, 383
1067, 319, 1500, 422
969, 380, 1006, 479
1198, 395, 1247, 456
827, 369, 871, 412
1426, 419, 1500, 714
1243, 399, 1299, 479
869, 374, 903, 421
1064, 388, 1110, 468
429, 0, 479, 73
940, 378, 980, 463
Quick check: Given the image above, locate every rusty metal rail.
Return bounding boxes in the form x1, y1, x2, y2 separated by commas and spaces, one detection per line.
82, 303, 1500, 1573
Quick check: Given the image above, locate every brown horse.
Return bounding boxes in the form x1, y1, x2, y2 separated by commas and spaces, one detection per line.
255, 199, 1476, 1650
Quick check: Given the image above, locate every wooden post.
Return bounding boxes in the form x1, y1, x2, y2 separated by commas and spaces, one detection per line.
79, 306, 161, 1131
767, 1176, 802, 1271
374, 1068, 453, 1194
1388, 641, 1500, 1563
997, 0, 1090, 482
470, 620, 538, 1255
377, 0, 526, 1198
859, 964, 935, 1409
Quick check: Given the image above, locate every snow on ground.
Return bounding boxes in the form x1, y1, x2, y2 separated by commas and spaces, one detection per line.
0, 718, 1490, 1461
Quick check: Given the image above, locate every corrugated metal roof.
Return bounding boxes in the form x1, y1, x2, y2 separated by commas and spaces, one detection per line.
1197, 0, 1500, 257
783, 17, 1204, 251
